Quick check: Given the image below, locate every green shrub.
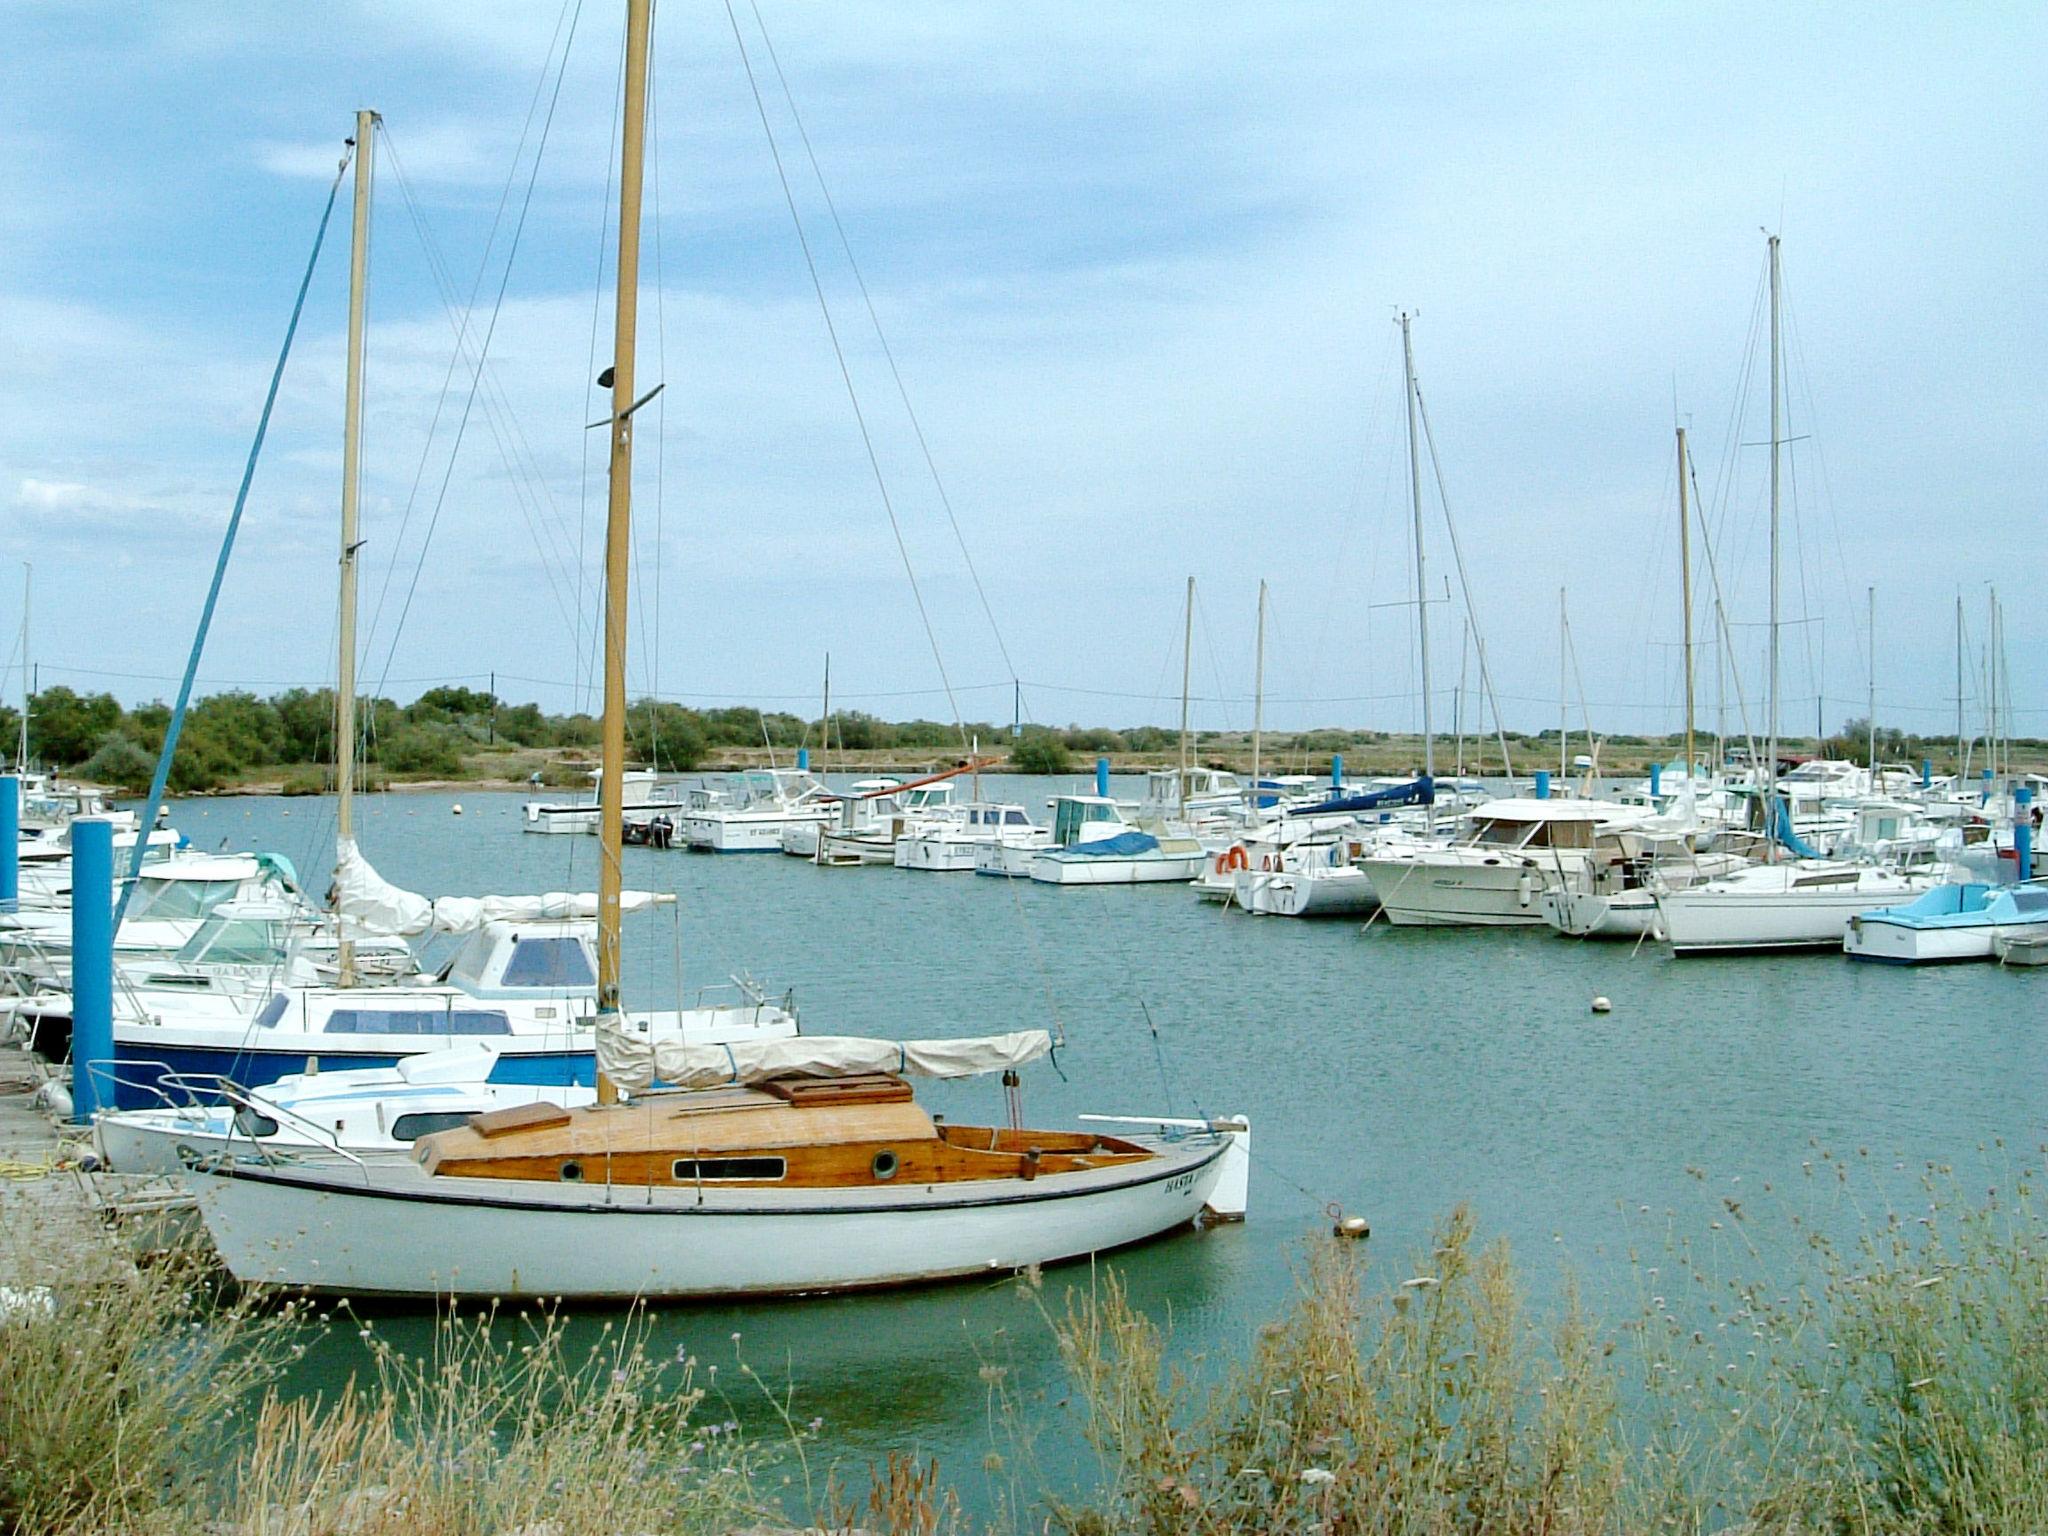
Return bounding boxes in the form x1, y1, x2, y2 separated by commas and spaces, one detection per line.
77, 733, 155, 793
1011, 733, 1073, 775
376, 723, 467, 777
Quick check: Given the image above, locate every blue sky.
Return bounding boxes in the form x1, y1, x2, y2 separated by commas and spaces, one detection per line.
2, 2, 2041, 744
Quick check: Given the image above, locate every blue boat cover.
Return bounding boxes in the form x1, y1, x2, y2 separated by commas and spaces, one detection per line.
1059, 831, 1161, 857
1766, 799, 1824, 859
1288, 776, 1435, 818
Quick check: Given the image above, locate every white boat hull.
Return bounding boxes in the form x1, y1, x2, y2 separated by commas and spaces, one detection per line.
1842, 917, 2032, 965
1357, 855, 1562, 927
1030, 852, 1209, 886
188, 1130, 1237, 1299
1659, 877, 1932, 955
683, 810, 834, 853
1538, 888, 1661, 940
1234, 866, 1379, 917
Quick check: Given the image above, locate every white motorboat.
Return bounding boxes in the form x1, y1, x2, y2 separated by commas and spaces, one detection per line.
1356, 799, 1658, 927
94, 1044, 597, 1174
1025, 795, 1213, 885
681, 769, 836, 852
522, 768, 682, 836
1843, 880, 2048, 964
1656, 860, 1943, 956
780, 779, 898, 858
1, 851, 304, 978
895, 802, 1047, 872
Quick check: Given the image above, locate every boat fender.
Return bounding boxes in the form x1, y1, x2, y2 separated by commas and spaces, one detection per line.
1516, 871, 1534, 907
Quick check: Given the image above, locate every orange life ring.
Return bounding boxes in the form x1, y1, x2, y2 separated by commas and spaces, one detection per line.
1213, 852, 1230, 876
1222, 845, 1249, 872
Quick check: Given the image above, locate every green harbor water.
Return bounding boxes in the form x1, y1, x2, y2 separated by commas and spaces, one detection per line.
176, 780, 2048, 1508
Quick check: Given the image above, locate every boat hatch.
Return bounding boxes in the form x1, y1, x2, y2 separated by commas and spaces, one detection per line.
762, 1074, 915, 1107
473, 1102, 573, 1138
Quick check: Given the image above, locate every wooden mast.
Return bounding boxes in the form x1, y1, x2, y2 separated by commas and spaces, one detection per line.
597, 0, 653, 1104
335, 107, 376, 988
1677, 425, 1695, 785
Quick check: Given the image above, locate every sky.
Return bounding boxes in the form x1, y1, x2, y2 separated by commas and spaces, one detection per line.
1, 2, 2042, 745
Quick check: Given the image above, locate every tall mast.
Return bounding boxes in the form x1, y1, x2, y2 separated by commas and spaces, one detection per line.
334, 108, 375, 988
1677, 426, 1695, 782
820, 652, 830, 770
1250, 580, 1265, 798
1865, 586, 1876, 776
1399, 312, 1434, 785
597, 0, 653, 1104
15, 563, 27, 769
1765, 233, 1782, 830
1178, 575, 1194, 814
1558, 587, 1568, 781
1955, 592, 1965, 776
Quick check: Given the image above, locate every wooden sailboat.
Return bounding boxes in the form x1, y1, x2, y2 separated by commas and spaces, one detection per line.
188, 2, 1246, 1299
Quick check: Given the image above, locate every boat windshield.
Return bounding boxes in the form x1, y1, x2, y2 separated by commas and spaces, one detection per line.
501, 936, 597, 989
175, 916, 286, 966
127, 877, 244, 923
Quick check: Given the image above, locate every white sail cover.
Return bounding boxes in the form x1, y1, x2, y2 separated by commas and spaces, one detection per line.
334, 838, 670, 939
597, 1026, 1053, 1094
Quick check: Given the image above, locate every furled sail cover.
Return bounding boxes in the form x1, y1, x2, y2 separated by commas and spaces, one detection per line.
597, 1027, 1053, 1093
334, 838, 669, 939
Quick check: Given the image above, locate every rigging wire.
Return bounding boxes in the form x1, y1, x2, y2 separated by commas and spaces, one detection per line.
746, 0, 1027, 719
365, 0, 587, 709
719, 0, 968, 750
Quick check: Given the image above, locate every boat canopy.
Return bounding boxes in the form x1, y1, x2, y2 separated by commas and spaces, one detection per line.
1054, 831, 1159, 858
1288, 775, 1434, 817
335, 838, 671, 939
597, 1027, 1053, 1093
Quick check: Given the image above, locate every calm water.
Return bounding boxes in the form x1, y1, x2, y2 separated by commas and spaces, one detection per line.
173, 780, 2048, 1506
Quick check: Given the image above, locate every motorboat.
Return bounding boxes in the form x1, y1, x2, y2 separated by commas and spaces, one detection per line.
1355, 799, 1659, 927
1844, 880, 2048, 964
184, 1029, 1249, 1300
0, 851, 304, 978
94, 1044, 597, 1174
1027, 795, 1213, 885
895, 802, 1047, 872
522, 768, 683, 836
680, 769, 836, 853
780, 779, 898, 858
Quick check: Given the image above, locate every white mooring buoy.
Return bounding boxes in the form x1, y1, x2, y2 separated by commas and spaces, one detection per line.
1590, 995, 1612, 1014
451, 803, 464, 816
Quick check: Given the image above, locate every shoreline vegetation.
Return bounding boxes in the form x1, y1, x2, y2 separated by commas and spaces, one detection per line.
8, 685, 2036, 798
4, 1159, 2044, 1534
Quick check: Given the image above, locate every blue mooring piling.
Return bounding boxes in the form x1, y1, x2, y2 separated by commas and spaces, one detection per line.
0, 774, 18, 914
1330, 753, 1344, 790
69, 815, 115, 1124
1534, 769, 1552, 800
1095, 756, 1110, 798
2017, 786, 2035, 883
796, 747, 809, 772
1649, 762, 1663, 798
1921, 759, 1932, 789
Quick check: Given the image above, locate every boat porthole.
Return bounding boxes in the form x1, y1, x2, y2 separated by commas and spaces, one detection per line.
871, 1149, 899, 1181
559, 1160, 584, 1183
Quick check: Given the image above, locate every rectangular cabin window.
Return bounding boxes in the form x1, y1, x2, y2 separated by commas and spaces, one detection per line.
501, 937, 597, 989
671, 1156, 787, 1182
323, 1009, 511, 1036
390, 1111, 475, 1142
254, 993, 290, 1028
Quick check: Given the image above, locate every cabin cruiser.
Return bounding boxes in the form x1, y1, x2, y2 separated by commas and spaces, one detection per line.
0, 852, 303, 980
813, 782, 960, 866
1027, 795, 1215, 885
780, 779, 898, 858
1355, 798, 1661, 927
522, 768, 685, 836
896, 802, 1047, 872
680, 769, 836, 853
1657, 861, 1944, 955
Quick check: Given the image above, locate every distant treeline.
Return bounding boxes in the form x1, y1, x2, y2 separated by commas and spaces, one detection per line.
0, 686, 2027, 792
